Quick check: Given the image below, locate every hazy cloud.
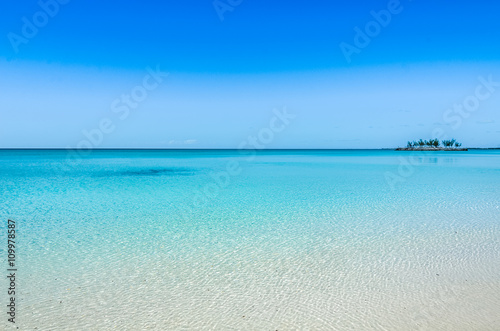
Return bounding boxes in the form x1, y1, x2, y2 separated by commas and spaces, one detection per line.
168, 139, 198, 145
476, 119, 495, 124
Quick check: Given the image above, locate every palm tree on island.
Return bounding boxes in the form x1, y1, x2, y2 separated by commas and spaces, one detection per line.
396, 138, 467, 151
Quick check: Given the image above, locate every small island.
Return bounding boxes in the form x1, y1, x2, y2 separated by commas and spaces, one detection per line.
396, 139, 468, 151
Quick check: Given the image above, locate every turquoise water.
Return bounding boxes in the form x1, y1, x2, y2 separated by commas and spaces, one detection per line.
1, 149, 499, 330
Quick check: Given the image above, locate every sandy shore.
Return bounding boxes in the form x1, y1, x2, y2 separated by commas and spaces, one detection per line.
396, 147, 469, 151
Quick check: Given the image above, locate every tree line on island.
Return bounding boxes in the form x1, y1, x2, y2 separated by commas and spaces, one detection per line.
406, 139, 462, 149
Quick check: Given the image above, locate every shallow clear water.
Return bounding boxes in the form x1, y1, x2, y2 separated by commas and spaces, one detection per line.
1, 149, 499, 330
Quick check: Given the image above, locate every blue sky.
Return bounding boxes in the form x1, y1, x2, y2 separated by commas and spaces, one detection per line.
1, 0, 499, 148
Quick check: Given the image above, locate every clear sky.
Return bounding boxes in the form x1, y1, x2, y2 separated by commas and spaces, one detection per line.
1, 0, 499, 148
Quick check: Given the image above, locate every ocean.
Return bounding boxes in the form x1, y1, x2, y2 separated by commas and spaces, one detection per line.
1, 149, 499, 330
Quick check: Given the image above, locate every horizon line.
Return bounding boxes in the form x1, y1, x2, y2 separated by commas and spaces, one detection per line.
1, 147, 499, 151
